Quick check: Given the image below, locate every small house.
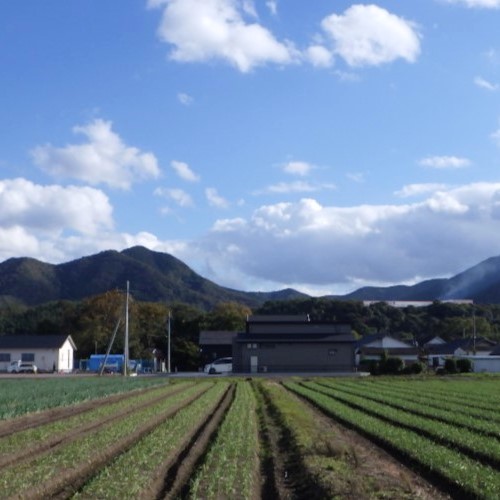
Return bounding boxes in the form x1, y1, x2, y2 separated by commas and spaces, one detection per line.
356, 333, 419, 366
0, 334, 77, 373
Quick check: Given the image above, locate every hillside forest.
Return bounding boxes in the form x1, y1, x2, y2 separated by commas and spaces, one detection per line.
1, 293, 500, 370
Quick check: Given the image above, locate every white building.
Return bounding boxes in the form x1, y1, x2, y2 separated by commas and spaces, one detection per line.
0, 335, 77, 373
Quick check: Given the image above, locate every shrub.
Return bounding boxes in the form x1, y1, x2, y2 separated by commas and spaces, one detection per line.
380, 356, 404, 375
456, 358, 473, 373
444, 358, 457, 374
403, 362, 424, 375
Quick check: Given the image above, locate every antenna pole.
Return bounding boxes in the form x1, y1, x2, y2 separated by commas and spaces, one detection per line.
167, 310, 171, 374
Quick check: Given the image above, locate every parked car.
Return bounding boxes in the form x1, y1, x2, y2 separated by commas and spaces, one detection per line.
204, 357, 232, 375
7, 361, 38, 374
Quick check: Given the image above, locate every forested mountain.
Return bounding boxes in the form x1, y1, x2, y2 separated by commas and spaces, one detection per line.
1, 246, 500, 308
0, 246, 307, 309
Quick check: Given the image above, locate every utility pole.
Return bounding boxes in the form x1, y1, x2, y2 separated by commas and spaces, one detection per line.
167, 310, 171, 374
124, 281, 130, 376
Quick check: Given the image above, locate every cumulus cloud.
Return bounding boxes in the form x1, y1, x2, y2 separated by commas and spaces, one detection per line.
266, 0, 277, 15
305, 45, 334, 68
171, 160, 200, 182
154, 187, 194, 207
148, 0, 297, 72
419, 156, 471, 168
491, 127, 500, 146
442, 0, 500, 7
205, 187, 229, 208
281, 161, 315, 176
395, 183, 448, 198
474, 76, 499, 91
31, 119, 160, 189
320, 5, 421, 67
197, 183, 500, 292
0, 178, 113, 235
256, 181, 335, 195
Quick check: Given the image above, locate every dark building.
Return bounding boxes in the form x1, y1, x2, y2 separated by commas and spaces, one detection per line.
198, 330, 237, 366
232, 315, 355, 373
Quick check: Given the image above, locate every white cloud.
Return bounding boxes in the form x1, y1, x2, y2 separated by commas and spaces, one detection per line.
491, 130, 500, 146
266, 0, 277, 15
31, 119, 160, 190
0, 178, 113, 235
320, 5, 421, 67
474, 76, 499, 91
199, 182, 500, 292
149, 0, 297, 72
305, 45, 334, 68
442, 0, 500, 7
171, 160, 200, 182
205, 187, 229, 208
346, 172, 365, 183
395, 183, 448, 198
257, 181, 335, 195
177, 92, 194, 105
419, 156, 471, 168
282, 161, 315, 176
154, 187, 194, 207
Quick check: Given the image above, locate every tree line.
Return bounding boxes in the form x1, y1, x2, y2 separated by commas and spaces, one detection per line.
1, 293, 499, 370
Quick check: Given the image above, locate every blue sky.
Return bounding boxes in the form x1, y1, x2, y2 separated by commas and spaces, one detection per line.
2, 0, 500, 296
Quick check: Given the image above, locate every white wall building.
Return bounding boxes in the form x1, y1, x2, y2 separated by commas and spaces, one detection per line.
0, 335, 77, 373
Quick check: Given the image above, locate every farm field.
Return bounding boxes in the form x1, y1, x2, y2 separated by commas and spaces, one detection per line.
0, 375, 499, 498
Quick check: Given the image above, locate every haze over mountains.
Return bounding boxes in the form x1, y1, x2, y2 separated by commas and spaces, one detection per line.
0, 246, 499, 308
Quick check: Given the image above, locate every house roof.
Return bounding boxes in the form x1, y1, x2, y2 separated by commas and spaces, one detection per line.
426, 337, 495, 355
356, 333, 414, 349
359, 347, 419, 356
199, 331, 238, 345
248, 315, 310, 323
0, 334, 77, 350
235, 332, 356, 344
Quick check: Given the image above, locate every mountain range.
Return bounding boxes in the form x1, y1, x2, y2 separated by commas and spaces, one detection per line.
0, 246, 499, 308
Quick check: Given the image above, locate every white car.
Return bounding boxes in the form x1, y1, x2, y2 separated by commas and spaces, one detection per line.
7, 361, 38, 374
204, 357, 232, 375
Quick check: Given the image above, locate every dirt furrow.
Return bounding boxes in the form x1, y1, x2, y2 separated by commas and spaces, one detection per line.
10, 385, 210, 500
157, 384, 235, 499
0, 383, 193, 470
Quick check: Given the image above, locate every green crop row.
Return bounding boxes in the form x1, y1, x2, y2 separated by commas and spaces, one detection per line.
76, 382, 229, 498
373, 379, 500, 410
316, 379, 500, 438
0, 376, 168, 419
0, 381, 193, 459
334, 378, 500, 424
0, 382, 212, 497
285, 382, 500, 499
188, 381, 259, 499
303, 381, 500, 469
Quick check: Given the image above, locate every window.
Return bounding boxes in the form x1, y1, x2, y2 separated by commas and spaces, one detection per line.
21, 353, 35, 362
328, 349, 338, 356
0, 353, 10, 362
247, 343, 258, 349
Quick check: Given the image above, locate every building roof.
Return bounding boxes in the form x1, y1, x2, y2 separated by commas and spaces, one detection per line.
247, 315, 310, 323
426, 337, 495, 355
199, 330, 238, 345
235, 332, 356, 344
0, 334, 77, 350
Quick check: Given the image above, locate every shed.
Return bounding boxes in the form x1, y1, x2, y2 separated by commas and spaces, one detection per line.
0, 334, 77, 373
198, 330, 237, 365
232, 315, 355, 373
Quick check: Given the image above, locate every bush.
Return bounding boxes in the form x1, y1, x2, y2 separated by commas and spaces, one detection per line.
444, 358, 457, 374
456, 358, 473, 373
403, 362, 424, 375
380, 356, 404, 375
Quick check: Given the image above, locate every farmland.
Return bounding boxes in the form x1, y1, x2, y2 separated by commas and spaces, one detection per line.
0, 376, 499, 498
